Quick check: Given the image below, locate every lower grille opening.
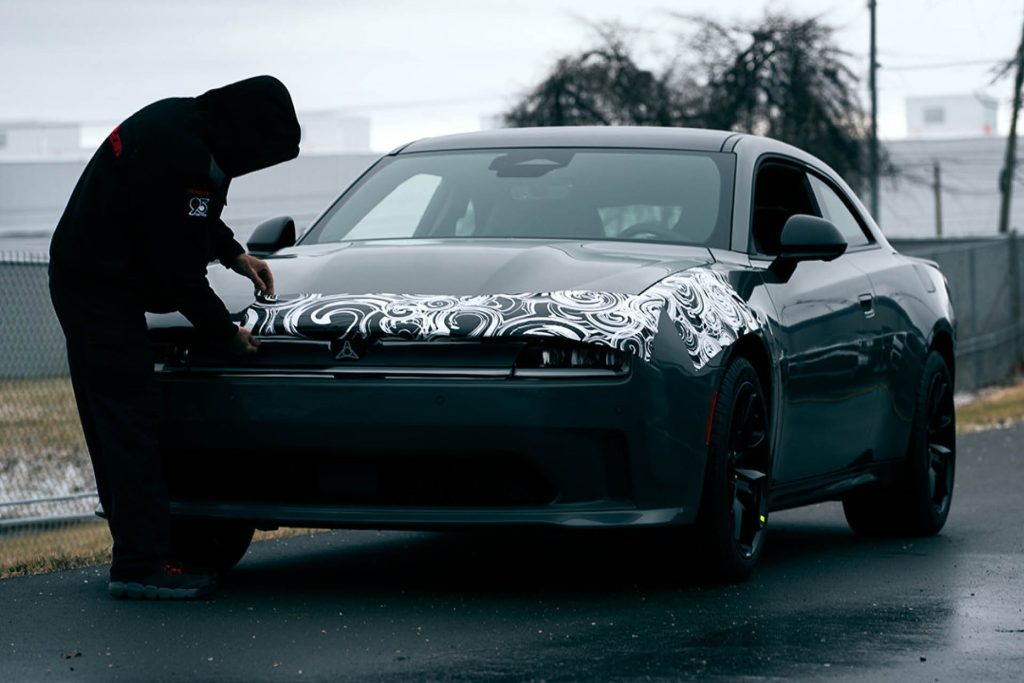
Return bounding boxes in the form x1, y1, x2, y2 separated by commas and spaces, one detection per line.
165, 450, 562, 507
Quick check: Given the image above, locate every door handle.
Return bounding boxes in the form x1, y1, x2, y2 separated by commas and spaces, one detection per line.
858, 293, 875, 318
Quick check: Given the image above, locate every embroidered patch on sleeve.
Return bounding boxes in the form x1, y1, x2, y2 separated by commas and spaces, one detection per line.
188, 195, 210, 218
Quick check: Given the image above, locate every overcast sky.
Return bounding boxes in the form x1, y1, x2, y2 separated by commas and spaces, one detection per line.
1, 0, 1021, 150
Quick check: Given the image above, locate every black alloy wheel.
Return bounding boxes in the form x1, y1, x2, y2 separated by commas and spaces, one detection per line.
697, 357, 771, 581
843, 351, 955, 536
727, 380, 770, 560
925, 370, 955, 519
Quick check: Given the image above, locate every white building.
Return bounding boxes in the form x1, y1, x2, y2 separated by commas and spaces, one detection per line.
906, 94, 998, 139
299, 111, 371, 153
879, 95, 1012, 237
880, 136, 1008, 237
0, 122, 85, 159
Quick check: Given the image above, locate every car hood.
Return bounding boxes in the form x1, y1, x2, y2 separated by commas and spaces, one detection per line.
208, 238, 715, 310
152, 239, 763, 369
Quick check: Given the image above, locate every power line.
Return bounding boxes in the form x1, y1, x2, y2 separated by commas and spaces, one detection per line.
884, 58, 1005, 71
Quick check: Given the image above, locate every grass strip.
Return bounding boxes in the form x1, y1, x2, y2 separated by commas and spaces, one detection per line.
956, 381, 1024, 433
0, 525, 321, 579
0, 521, 111, 579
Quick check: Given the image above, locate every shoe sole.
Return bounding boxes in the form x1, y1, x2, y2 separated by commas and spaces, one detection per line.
108, 581, 215, 600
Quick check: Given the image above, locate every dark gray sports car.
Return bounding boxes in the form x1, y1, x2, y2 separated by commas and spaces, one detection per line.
148, 127, 956, 580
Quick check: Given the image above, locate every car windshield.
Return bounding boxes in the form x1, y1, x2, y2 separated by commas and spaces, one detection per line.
301, 148, 735, 248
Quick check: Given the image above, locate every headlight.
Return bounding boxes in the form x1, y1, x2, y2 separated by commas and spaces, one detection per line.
515, 344, 629, 373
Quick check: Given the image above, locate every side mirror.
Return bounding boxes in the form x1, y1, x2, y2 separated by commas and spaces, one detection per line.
246, 216, 295, 255
777, 214, 847, 262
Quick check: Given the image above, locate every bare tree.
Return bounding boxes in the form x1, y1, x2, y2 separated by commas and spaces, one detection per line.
504, 33, 694, 127
685, 14, 870, 189
504, 13, 873, 189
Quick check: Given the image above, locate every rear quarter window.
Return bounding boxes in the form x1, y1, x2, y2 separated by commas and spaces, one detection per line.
807, 175, 872, 248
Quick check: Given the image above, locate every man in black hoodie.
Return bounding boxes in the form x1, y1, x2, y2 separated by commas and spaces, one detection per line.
49, 76, 301, 599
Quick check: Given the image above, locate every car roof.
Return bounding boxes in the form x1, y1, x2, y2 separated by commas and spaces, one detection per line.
396, 126, 740, 154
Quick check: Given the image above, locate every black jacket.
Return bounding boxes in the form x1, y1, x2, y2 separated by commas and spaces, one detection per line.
50, 76, 301, 341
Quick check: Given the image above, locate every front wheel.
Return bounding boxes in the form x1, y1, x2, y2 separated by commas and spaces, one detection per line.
170, 518, 255, 573
696, 357, 771, 582
843, 351, 955, 536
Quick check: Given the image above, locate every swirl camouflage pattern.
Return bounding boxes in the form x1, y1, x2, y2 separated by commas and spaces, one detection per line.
649, 270, 762, 369
240, 269, 759, 369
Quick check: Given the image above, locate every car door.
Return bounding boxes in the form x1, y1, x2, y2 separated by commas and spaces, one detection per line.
749, 160, 881, 485
806, 173, 920, 462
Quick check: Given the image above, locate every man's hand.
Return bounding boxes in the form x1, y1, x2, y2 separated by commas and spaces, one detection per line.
230, 253, 275, 297
229, 325, 261, 354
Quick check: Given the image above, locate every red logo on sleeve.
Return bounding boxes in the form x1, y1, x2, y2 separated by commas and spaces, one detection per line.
108, 126, 122, 157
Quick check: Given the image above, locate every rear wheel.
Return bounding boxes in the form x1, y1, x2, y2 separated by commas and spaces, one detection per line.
170, 518, 255, 573
696, 357, 771, 582
843, 351, 955, 536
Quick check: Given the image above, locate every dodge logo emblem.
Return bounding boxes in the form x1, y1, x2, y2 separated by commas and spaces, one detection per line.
335, 340, 360, 360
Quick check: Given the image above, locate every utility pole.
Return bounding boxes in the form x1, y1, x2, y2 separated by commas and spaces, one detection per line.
999, 12, 1024, 234
933, 161, 943, 237
868, 0, 880, 222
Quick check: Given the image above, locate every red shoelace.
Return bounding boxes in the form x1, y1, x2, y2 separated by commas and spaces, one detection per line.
161, 563, 184, 576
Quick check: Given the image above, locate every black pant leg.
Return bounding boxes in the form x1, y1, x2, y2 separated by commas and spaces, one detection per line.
65, 343, 113, 517
50, 281, 171, 579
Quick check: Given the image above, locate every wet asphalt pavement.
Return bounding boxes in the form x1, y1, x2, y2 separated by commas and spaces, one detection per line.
2, 425, 1023, 682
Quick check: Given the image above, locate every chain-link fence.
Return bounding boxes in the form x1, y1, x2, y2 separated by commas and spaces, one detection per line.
891, 235, 1024, 391
0, 252, 106, 576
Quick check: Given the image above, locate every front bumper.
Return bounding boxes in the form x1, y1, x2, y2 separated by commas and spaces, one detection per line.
156, 359, 713, 530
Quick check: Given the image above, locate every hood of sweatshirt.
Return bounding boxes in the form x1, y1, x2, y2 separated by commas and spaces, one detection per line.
195, 75, 301, 177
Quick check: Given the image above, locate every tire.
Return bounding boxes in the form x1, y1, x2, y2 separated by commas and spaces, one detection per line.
170, 518, 255, 573
842, 351, 955, 536
695, 357, 771, 582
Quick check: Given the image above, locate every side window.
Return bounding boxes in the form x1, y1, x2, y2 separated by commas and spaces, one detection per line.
345, 174, 442, 240
807, 175, 872, 248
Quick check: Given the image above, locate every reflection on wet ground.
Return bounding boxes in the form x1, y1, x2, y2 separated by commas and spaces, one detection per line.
212, 503, 1019, 681
226, 521, 964, 681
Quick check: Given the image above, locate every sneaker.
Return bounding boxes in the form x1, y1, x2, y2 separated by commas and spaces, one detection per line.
108, 562, 216, 600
